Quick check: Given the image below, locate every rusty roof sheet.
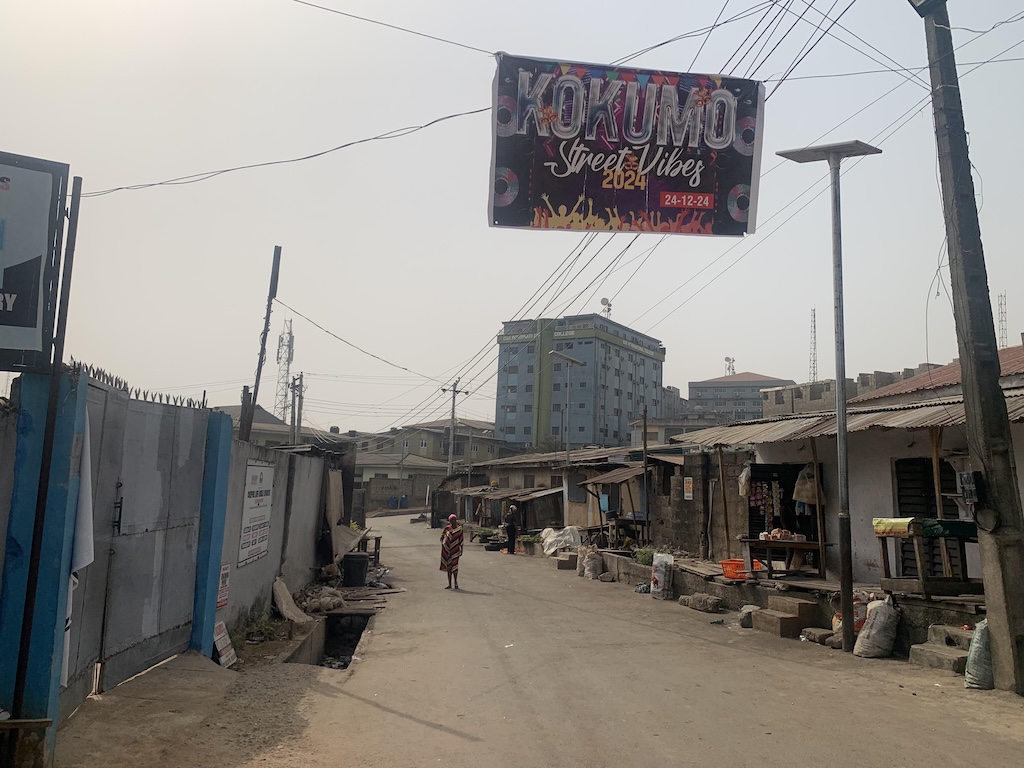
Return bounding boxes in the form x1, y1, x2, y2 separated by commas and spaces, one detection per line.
669, 390, 1024, 447
514, 487, 564, 501
579, 464, 645, 485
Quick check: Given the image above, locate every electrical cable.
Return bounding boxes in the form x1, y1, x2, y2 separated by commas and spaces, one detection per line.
291, 0, 494, 55
689, 0, 733, 69
769, 0, 858, 99
82, 107, 489, 197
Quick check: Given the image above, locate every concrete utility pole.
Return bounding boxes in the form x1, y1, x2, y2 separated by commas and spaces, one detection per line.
294, 372, 304, 444
914, 0, 1024, 693
240, 245, 281, 442
442, 378, 469, 476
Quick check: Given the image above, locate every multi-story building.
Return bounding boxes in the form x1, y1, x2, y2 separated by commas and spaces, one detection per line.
688, 371, 795, 421
494, 314, 666, 449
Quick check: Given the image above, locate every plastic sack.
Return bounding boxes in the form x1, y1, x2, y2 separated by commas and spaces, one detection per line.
651, 553, 674, 600
584, 549, 604, 580
540, 526, 582, 556
965, 619, 994, 690
576, 544, 592, 576
792, 463, 825, 505
853, 596, 901, 658
738, 465, 751, 497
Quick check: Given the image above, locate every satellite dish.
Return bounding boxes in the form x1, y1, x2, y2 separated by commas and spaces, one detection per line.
601, 298, 610, 306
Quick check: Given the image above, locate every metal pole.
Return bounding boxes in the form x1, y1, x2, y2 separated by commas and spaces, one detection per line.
239, 245, 281, 442
828, 154, 855, 653
12, 176, 82, 718
642, 404, 649, 545
295, 372, 304, 443
566, 362, 572, 464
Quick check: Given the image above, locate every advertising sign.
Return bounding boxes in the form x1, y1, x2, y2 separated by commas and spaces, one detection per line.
490, 53, 765, 236
216, 563, 230, 609
684, 477, 694, 501
0, 151, 69, 371
238, 461, 274, 567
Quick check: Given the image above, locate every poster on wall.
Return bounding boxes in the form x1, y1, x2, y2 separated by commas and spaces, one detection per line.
489, 53, 765, 236
216, 563, 230, 609
0, 151, 69, 371
684, 477, 694, 501
238, 461, 274, 567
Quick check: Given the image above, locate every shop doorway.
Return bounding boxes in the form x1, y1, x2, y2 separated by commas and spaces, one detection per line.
893, 457, 961, 577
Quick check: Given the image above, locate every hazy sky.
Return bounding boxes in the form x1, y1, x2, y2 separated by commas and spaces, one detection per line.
4, 1, 1022, 433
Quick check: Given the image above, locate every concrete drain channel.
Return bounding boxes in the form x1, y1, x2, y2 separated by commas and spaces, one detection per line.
285, 613, 371, 670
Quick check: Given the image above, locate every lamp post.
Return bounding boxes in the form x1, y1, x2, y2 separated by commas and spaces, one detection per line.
777, 140, 881, 652
550, 350, 586, 523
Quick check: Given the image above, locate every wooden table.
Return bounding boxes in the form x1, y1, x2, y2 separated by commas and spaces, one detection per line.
874, 517, 983, 598
740, 538, 831, 579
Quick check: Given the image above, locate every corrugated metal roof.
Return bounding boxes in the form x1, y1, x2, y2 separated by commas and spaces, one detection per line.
580, 464, 645, 485
669, 391, 1024, 447
514, 487, 564, 501
452, 485, 496, 497
650, 455, 689, 467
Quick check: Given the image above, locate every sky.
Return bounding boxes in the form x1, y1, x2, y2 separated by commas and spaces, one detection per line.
3, 0, 1023, 434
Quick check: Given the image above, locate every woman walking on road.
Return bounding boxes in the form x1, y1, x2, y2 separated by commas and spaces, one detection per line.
440, 514, 464, 589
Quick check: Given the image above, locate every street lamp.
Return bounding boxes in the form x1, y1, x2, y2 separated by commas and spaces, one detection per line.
549, 350, 586, 523
777, 140, 881, 653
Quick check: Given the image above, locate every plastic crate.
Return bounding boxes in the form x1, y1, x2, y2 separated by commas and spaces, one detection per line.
719, 558, 762, 580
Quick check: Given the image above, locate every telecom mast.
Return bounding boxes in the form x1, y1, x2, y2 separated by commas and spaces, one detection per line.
809, 307, 818, 382
274, 319, 294, 421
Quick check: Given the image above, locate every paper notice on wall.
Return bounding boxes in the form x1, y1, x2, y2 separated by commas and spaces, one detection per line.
238, 461, 274, 567
684, 477, 694, 501
213, 621, 237, 667
216, 563, 230, 609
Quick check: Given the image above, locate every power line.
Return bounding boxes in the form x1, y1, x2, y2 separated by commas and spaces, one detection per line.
689, 0, 733, 69
291, 0, 494, 55
82, 107, 489, 197
769, 0, 859, 99
274, 297, 445, 383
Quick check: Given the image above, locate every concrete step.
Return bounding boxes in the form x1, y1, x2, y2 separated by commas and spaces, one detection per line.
909, 642, 969, 674
767, 594, 820, 623
927, 624, 974, 652
751, 609, 804, 639
555, 553, 578, 570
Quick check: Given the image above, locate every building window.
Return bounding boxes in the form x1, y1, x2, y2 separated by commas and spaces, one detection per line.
552, 426, 561, 435
614, 408, 622, 416
403, 439, 409, 447
615, 388, 622, 396
509, 346, 519, 354
523, 426, 532, 435
504, 426, 516, 434
556, 342, 564, 351
472, 443, 479, 452
360, 441, 368, 449
613, 431, 619, 439
527, 344, 535, 353
553, 403, 561, 411
508, 365, 519, 374
524, 474, 535, 487
553, 383, 561, 391
508, 385, 518, 393
627, 392, 633, 400
506, 405, 517, 413
527, 365, 534, 373
579, 381, 587, 388
420, 439, 428, 448
578, 426, 585, 432
524, 404, 533, 412
488, 445, 494, 453
376, 441, 385, 451
554, 363, 562, 371
525, 384, 533, 393
578, 402, 585, 408
551, 474, 563, 487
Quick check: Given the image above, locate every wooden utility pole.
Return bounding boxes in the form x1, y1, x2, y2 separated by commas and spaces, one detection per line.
239, 246, 281, 442
923, 3, 1024, 693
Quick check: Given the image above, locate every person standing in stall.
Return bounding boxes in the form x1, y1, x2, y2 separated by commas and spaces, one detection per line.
504, 505, 518, 555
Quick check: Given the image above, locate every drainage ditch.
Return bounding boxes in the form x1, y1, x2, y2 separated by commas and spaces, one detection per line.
322, 614, 369, 670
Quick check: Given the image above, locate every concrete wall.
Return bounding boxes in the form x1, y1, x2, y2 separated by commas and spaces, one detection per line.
280, 452, 325, 593
219, 442, 288, 632
650, 450, 753, 560
755, 427, 980, 584
0, 406, 16, 597
362, 474, 436, 510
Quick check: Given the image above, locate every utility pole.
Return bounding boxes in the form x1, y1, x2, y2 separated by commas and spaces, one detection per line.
550, 351, 585, 523
289, 376, 298, 444
915, 0, 1024, 693
294, 372, 304, 444
239, 246, 281, 442
442, 378, 469, 476
642, 404, 650, 544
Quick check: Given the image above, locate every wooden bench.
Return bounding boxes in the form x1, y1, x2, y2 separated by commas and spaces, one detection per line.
874, 517, 983, 598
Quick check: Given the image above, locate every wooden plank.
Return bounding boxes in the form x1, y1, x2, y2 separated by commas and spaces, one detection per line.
931, 427, 954, 577
810, 438, 827, 579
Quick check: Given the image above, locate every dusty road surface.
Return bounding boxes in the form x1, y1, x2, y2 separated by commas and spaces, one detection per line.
58, 514, 1024, 767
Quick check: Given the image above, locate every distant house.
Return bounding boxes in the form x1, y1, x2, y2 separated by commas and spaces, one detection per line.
688, 372, 795, 421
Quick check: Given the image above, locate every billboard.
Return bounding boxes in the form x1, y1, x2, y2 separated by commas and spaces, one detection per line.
0, 151, 69, 371
489, 53, 765, 236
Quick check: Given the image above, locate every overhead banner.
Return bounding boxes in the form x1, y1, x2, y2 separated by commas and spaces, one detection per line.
489, 53, 765, 236
0, 151, 69, 371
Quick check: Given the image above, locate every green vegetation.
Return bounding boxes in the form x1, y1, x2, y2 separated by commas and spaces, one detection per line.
632, 548, 655, 567
521, 534, 543, 543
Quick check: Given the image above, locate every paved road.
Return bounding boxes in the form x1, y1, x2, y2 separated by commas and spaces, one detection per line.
57, 514, 1024, 767
304, 516, 1023, 767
